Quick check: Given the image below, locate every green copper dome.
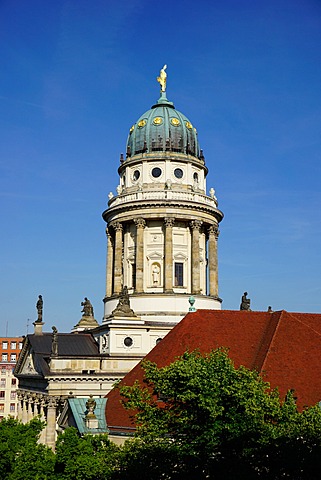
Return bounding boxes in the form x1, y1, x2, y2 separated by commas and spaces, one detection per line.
126, 92, 201, 159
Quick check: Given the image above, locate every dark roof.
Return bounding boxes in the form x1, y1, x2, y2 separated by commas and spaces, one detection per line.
15, 332, 100, 378
28, 333, 99, 357
105, 309, 321, 433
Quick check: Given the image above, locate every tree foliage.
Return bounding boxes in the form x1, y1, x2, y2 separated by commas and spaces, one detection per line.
118, 348, 321, 479
2, 350, 321, 479
54, 427, 119, 480
0, 417, 55, 480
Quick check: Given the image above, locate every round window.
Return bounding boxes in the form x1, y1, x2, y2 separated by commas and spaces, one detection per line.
156, 337, 162, 345
133, 170, 140, 181
151, 167, 162, 178
174, 168, 183, 179
193, 172, 199, 182
124, 337, 133, 347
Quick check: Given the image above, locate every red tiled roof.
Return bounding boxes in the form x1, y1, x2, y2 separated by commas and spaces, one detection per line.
106, 310, 321, 433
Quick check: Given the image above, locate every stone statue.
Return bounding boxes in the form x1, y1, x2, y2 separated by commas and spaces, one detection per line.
51, 326, 58, 356
118, 286, 130, 306
110, 285, 136, 317
152, 264, 160, 285
209, 187, 217, 201
108, 192, 114, 200
157, 64, 167, 92
240, 292, 251, 311
81, 297, 94, 317
116, 185, 122, 195
36, 295, 43, 322
86, 394, 96, 416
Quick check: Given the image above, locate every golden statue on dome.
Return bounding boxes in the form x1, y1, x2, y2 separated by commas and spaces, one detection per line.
157, 64, 167, 92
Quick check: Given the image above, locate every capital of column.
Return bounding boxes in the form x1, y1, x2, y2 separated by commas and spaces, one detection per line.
17, 390, 23, 401
190, 220, 203, 231
134, 218, 146, 229
47, 396, 59, 409
110, 221, 123, 232
164, 217, 175, 228
208, 224, 220, 239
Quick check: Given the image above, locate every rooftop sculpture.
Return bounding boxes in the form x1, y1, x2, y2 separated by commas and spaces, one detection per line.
240, 292, 251, 311
157, 64, 167, 92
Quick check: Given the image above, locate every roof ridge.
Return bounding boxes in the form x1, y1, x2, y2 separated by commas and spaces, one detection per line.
252, 310, 283, 372
284, 311, 321, 338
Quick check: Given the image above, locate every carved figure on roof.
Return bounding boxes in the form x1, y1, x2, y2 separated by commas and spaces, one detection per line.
157, 64, 167, 92
51, 326, 58, 356
240, 292, 251, 311
81, 297, 94, 317
36, 295, 43, 322
111, 285, 136, 317
86, 394, 97, 417
119, 286, 130, 306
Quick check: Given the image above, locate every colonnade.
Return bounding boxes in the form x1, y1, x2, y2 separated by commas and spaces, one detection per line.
105, 217, 219, 297
17, 390, 63, 450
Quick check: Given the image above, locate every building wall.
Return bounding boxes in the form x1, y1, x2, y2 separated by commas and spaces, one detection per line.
0, 337, 23, 419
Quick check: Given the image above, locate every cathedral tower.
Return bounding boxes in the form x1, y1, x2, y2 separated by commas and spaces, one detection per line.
102, 67, 223, 324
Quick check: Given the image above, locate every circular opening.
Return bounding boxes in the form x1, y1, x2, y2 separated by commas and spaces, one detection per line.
151, 167, 162, 178
174, 168, 183, 179
193, 172, 199, 182
133, 170, 140, 181
156, 337, 162, 345
124, 337, 133, 347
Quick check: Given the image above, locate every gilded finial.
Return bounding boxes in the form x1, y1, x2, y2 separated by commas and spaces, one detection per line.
157, 65, 167, 92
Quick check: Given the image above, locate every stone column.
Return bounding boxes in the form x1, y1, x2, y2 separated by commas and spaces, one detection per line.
134, 218, 146, 293
208, 224, 219, 297
28, 395, 34, 422
164, 218, 175, 292
39, 397, 47, 444
21, 395, 28, 424
190, 220, 203, 294
112, 222, 123, 294
46, 397, 57, 451
17, 392, 23, 421
27, 395, 33, 422
105, 227, 114, 297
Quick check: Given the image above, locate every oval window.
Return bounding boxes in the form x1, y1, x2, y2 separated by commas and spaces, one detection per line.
174, 168, 183, 179
193, 172, 199, 182
133, 170, 140, 181
124, 337, 133, 347
151, 167, 162, 178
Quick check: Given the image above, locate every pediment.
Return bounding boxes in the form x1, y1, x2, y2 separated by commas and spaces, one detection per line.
174, 252, 187, 261
18, 346, 42, 376
147, 251, 163, 261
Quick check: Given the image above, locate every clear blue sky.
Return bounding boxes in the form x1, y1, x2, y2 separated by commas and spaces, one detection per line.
1, 0, 321, 336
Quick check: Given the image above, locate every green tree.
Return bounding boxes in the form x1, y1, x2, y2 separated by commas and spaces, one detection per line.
54, 427, 120, 480
0, 417, 55, 480
117, 348, 321, 479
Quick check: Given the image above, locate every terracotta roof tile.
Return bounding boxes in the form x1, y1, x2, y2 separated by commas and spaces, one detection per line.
106, 310, 321, 432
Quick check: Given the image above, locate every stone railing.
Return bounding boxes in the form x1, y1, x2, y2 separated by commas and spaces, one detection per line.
108, 190, 218, 209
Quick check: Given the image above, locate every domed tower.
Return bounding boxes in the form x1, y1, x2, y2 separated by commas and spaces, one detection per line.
102, 67, 223, 324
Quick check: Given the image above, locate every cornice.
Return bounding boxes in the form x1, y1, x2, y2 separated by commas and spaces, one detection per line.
103, 200, 223, 224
